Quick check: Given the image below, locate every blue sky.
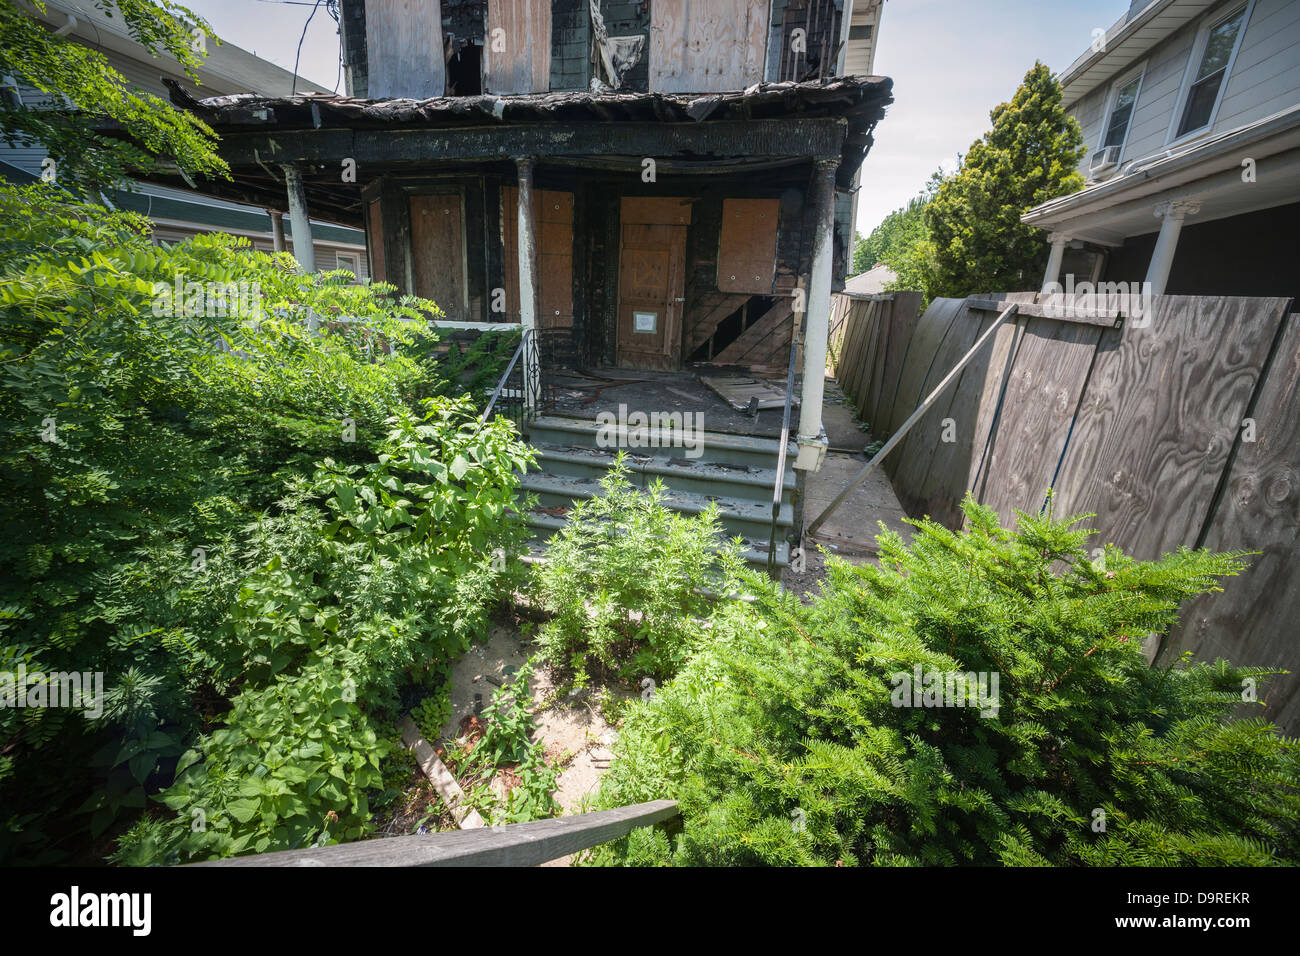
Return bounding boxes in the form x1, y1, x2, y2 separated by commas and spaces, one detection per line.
188, 0, 1133, 236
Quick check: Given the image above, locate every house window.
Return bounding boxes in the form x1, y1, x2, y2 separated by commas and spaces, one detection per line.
1101, 73, 1142, 151
335, 252, 360, 281
1175, 5, 1249, 138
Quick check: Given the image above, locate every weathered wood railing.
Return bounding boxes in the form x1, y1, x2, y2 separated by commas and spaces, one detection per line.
191, 800, 679, 867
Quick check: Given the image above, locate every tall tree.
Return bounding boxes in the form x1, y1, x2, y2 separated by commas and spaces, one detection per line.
924, 62, 1084, 298
0, 0, 227, 195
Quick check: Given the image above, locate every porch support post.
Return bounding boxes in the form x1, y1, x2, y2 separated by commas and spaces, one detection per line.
1041, 231, 1070, 292
269, 210, 286, 252
282, 165, 315, 273
515, 156, 539, 410
1145, 199, 1199, 296
795, 158, 838, 473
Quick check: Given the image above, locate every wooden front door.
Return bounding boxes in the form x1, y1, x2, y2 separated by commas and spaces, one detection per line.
409, 193, 468, 320
616, 197, 691, 369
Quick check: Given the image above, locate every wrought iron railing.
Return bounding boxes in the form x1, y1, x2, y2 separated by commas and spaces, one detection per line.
480, 326, 562, 427
767, 316, 801, 575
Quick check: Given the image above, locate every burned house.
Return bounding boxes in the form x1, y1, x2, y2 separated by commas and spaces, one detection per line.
157, 0, 894, 565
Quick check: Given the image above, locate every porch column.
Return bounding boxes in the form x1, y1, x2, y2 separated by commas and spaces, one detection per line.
1145, 200, 1200, 296
282, 165, 315, 273
269, 210, 286, 252
795, 159, 838, 473
515, 156, 539, 410
1041, 231, 1070, 292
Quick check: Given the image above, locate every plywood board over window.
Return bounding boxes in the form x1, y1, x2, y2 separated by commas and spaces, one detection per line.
717, 198, 779, 294
502, 187, 574, 328
409, 193, 469, 320
484, 0, 552, 94
650, 0, 768, 93
367, 0, 445, 97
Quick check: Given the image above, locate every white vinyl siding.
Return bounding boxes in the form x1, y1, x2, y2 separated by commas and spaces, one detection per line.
1065, 0, 1300, 174
1215, 0, 1300, 126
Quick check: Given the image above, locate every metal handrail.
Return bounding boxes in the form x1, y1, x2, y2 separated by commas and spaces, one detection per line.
481, 327, 531, 424
767, 306, 801, 575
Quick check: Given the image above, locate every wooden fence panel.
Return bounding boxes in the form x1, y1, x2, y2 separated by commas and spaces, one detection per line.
1160, 312, 1300, 733
834, 298, 868, 400
855, 299, 887, 419
891, 300, 983, 515
975, 317, 1102, 525
871, 292, 922, 436
1051, 295, 1292, 558
884, 298, 964, 478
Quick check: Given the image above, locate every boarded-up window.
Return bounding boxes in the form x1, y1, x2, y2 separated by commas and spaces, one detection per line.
367, 200, 385, 283
502, 187, 573, 328
410, 194, 468, 319
484, 0, 552, 94
650, 0, 768, 93
717, 198, 780, 294
366, 0, 445, 98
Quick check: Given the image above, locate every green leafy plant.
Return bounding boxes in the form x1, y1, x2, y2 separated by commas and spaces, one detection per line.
585, 496, 1299, 866
533, 457, 746, 685
441, 664, 561, 825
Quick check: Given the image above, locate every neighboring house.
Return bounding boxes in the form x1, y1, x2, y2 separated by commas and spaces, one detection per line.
1024, 0, 1300, 302
843, 263, 897, 296
1, 0, 368, 277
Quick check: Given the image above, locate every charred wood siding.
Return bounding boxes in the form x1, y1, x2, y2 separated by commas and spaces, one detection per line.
340, 0, 368, 97
551, 0, 591, 91
774, 0, 842, 83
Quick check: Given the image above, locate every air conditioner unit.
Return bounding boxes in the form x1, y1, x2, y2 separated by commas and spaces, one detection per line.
1089, 145, 1123, 179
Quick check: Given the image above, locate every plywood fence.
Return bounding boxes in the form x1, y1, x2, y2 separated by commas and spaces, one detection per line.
830, 290, 1300, 734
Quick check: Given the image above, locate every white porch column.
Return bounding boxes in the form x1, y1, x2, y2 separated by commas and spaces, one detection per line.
281, 165, 315, 273
1145, 200, 1200, 296
795, 159, 839, 473
1041, 231, 1070, 292
269, 210, 286, 252
515, 156, 539, 410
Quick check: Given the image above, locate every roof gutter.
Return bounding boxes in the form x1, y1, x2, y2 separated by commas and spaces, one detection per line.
1022, 104, 1300, 227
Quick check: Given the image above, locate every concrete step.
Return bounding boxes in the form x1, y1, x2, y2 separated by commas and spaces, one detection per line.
525, 415, 795, 471
520, 471, 793, 544
530, 442, 795, 506
522, 513, 791, 569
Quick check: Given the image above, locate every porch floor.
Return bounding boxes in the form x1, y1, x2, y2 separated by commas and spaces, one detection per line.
544, 365, 795, 439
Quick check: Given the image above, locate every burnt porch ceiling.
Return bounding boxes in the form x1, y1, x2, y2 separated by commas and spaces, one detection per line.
145, 76, 893, 228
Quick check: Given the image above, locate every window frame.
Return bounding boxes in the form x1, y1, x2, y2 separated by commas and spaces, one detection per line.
1097, 62, 1147, 163
1165, 0, 1256, 148
334, 251, 361, 279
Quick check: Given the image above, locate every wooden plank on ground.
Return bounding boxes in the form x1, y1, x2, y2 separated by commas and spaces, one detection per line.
891, 299, 983, 516
975, 317, 1102, 526
884, 298, 965, 478
399, 717, 486, 829
1051, 295, 1292, 558
1160, 312, 1300, 735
